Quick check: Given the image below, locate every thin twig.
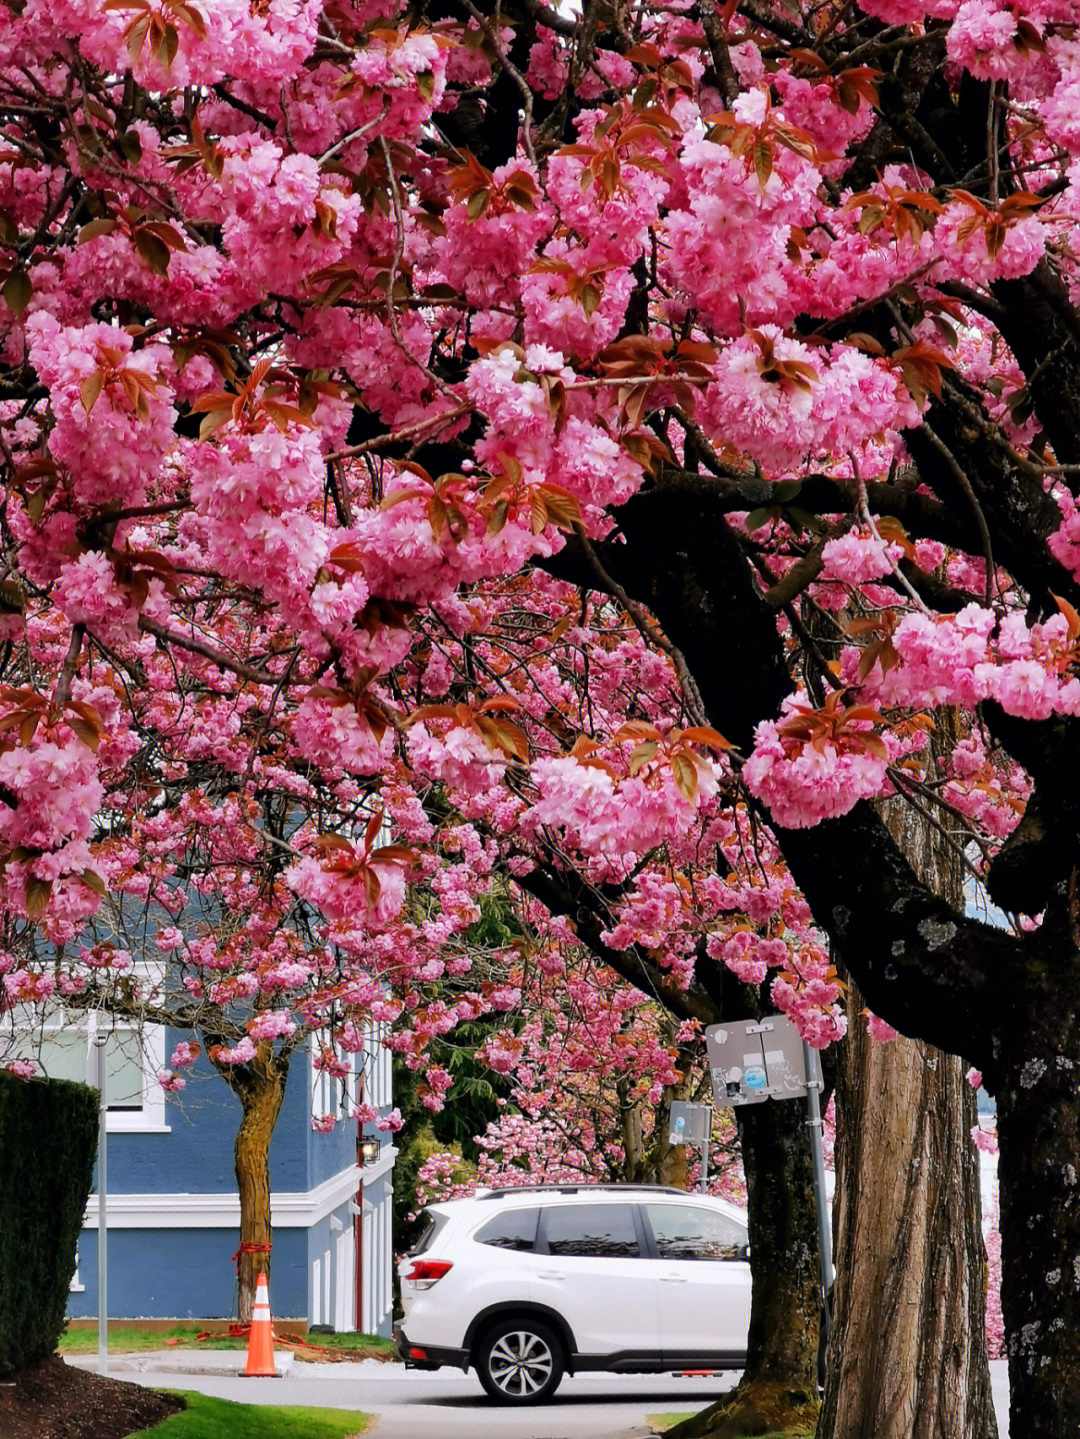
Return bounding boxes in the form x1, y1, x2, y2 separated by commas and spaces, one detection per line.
851, 453, 932, 614
915, 424, 996, 608
378, 137, 460, 406
461, 0, 539, 168
572, 523, 709, 727
51, 624, 85, 713
138, 616, 297, 687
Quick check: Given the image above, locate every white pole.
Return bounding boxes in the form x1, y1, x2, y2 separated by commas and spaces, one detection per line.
700, 1130, 709, 1194
92, 1032, 108, 1377
802, 1041, 833, 1337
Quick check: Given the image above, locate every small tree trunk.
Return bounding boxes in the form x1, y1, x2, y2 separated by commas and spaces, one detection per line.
996, 991, 1080, 1438
618, 1076, 647, 1182
224, 1048, 288, 1323
671, 1094, 821, 1439
818, 979, 997, 1439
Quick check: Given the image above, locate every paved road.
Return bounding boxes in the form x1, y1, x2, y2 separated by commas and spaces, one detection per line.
69, 1352, 1012, 1437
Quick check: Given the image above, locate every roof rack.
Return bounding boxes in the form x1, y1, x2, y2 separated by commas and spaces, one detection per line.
475, 1183, 691, 1201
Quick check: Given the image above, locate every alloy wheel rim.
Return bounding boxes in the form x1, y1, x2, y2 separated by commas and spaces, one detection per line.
488, 1330, 554, 1396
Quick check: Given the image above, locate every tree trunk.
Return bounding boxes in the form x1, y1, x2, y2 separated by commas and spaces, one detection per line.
819, 757, 998, 1439
671, 1094, 821, 1439
995, 983, 1080, 1438
226, 1049, 288, 1323
819, 978, 997, 1439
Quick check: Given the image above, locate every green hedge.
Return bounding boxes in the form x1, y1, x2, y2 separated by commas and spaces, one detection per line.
0, 1069, 98, 1376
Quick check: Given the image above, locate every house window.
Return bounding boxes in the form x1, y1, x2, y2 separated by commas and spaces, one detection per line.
359, 1023, 391, 1111
38, 1027, 143, 1110
312, 1032, 354, 1120
27, 1016, 170, 1133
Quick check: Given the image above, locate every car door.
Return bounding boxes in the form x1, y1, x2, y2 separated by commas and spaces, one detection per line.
530, 1202, 662, 1361
641, 1202, 751, 1361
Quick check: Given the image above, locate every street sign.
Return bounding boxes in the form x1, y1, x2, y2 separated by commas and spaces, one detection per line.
705, 1014, 809, 1108
668, 1100, 711, 1145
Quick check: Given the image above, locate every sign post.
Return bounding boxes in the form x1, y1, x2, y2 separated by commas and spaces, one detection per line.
88, 1030, 109, 1377
705, 1016, 833, 1331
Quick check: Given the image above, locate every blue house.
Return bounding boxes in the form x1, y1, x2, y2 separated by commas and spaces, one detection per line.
37, 1017, 396, 1335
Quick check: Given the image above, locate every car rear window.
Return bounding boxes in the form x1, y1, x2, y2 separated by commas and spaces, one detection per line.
474, 1207, 541, 1251
540, 1203, 641, 1258
409, 1209, 448, 1256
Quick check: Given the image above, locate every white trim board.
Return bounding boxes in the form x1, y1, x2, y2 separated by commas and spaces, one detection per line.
80, 1152, 396, 1230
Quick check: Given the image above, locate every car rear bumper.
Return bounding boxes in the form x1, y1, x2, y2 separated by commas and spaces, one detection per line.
394, 1323, 469, 1371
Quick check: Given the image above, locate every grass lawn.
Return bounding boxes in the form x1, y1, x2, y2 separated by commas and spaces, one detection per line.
131, 1392, 370, 1437
646, 1418, 814, 1438
59, 1323, 396, 1359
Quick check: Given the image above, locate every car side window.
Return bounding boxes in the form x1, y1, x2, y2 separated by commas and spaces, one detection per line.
540, 1204, 641, 1258
644, 1204, 748, 1261
474, 1208, 540, 1251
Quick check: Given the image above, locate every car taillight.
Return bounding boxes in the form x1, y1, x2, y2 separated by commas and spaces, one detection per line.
405, 1258, 453, 1289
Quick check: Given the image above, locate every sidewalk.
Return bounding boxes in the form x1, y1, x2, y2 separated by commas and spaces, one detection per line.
66, 1349, 298, 1379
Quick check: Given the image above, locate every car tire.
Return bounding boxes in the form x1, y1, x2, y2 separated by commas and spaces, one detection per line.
475, 1317, 565, 1405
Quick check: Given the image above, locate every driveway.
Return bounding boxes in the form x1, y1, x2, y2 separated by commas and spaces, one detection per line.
67, 1352, 1012, 1438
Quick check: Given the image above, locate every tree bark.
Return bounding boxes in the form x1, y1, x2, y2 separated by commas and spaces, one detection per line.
819, 746, 998, 1439
671, 1095, 821, 1439
820, 976, 996, 1439
223, 1047, 288, 1324
995, 959, 1080, 1436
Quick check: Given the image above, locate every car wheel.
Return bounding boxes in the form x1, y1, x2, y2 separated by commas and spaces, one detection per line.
476, 1317, 565, 1404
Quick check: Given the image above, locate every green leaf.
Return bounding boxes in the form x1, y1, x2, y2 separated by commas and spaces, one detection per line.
743, 507, 774, 532
25, 874, 53, 919
783, 504, 822, 535
2, 268, 31, 315
118, 129, 143, 165
134, 227, 171, 276
772, 480, 802, 504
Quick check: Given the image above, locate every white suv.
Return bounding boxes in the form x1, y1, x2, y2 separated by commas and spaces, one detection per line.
394, 1184, 751, 1404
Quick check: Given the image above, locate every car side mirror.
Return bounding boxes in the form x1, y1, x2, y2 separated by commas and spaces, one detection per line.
736, 1243, 751, 1262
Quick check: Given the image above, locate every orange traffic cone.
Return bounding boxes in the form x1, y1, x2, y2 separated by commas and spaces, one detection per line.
242, 1272, 279, 1377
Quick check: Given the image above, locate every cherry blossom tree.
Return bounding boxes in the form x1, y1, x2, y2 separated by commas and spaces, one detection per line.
3, 0, 1080, 1432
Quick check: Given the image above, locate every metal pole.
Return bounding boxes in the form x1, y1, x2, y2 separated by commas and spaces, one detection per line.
94, 1033, 108, 1377
700, 1131, 709, 1195
802, 1041, 833, 1337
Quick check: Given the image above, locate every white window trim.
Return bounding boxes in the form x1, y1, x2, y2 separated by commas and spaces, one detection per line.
311, 1029, 355, 1121
93, 1013, 170, 1133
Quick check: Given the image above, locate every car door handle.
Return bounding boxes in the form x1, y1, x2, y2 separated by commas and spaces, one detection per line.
660, 1274, 687, 1283
537, 1271, 564, 1280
